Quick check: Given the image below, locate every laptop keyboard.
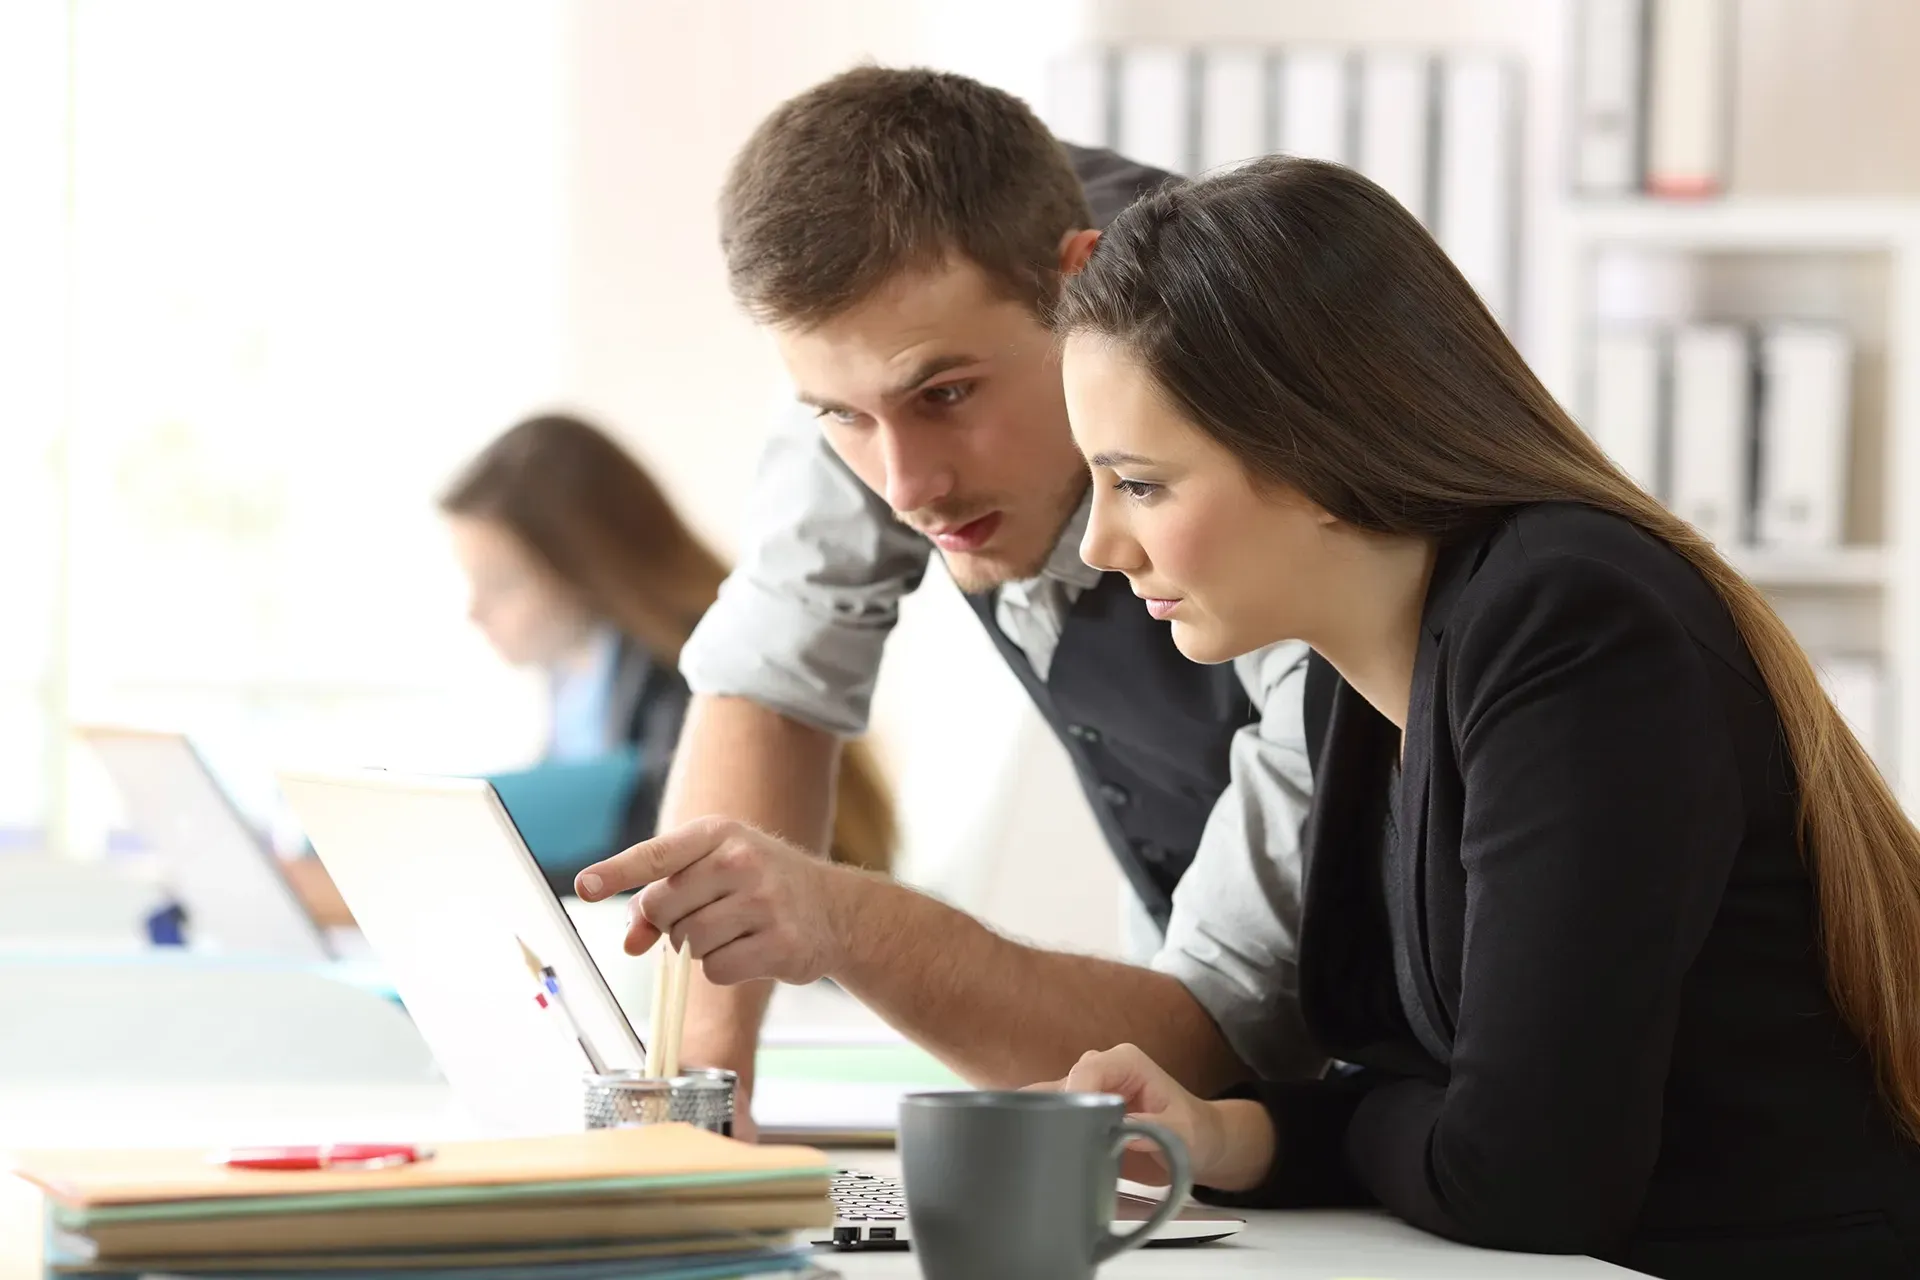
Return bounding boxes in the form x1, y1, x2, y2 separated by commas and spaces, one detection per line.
831, 1170, 908, 1222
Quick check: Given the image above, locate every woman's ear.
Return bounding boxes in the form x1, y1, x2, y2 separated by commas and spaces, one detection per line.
1058, 228, 1101, 275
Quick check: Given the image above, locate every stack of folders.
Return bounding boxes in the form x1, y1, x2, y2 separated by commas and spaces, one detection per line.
1586, 322, 1853, 551
1045, 44, 1521, 329
15, 1124, 832, 1280
1572, 0, 1734, 197
1588, 319, 1887, 763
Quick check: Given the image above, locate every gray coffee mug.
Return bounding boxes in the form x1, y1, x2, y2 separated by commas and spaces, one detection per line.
900, 1090, 1193, 1280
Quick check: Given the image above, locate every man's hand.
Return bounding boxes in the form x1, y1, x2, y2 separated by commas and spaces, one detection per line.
575, 817, 849, 987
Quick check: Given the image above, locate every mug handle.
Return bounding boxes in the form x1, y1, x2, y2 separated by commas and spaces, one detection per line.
1091, 1118, 1194, 1265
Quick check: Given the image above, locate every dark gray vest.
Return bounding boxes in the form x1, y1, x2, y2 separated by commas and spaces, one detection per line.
965, 573, 1257, 929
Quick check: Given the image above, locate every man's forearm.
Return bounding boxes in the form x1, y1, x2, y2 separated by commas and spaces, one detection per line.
825, 869, 1247, 1096
663, 695, 841, 1079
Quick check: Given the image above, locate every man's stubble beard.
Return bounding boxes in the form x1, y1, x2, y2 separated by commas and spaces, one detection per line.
934, 472, 1091, 595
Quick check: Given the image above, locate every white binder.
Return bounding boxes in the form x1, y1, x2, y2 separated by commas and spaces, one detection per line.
1045, 47, 1114, 149
1276, 48, 1353, 165
1434, 54, 1520, 328
1645, 0, 1732, 197
1572, 0, 1649, 195
1589, 327, 1667, 498
1117, 46, 1193, 176
1356, 50, 1433, 223
1197, 47, 1270, 173
1669, 324, 1752, 546
1755, 323, 1852, 550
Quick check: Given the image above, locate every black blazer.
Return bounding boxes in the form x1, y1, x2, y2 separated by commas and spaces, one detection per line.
1216, 504, 1920, 1279
608, 636, 690, 852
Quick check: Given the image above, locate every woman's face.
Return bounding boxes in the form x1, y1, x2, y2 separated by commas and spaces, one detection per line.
1062, 334, 1336, 664
445, 514, 594, 667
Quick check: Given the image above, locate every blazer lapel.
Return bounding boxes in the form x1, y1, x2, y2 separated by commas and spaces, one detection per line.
1392, 519, 1506, 1054
1395, 628, 1449, 1053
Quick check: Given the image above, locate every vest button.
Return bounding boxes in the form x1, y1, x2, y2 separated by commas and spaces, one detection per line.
1099, 782, 1131, 808
1067, 723, 1103, 745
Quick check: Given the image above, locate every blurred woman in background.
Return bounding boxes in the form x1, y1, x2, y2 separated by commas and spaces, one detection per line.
441, 414, 895, 889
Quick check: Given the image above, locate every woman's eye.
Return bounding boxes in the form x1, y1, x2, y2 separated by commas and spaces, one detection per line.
1113, 478, 1161, 500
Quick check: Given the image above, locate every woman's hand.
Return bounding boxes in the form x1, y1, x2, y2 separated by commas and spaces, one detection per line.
1033, 1043, 1274, 1191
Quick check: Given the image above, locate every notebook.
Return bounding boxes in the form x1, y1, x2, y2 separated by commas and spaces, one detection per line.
46, 1244, 819, 1280
46, 1234, 800, 1275
59, 1194, 834, 1258
16, 1123, 830, 1227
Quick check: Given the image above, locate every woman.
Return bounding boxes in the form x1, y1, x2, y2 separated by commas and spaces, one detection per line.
440, 414, 895, 887
1046, 159, 1920, 1278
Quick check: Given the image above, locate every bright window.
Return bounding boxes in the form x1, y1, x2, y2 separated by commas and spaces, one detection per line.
9, 0, 573, 850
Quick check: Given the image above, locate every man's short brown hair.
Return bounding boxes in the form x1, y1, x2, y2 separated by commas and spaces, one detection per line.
719, 65, 1093, 327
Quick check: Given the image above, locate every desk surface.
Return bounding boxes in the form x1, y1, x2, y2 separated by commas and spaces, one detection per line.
0, 1088, 1646, 1280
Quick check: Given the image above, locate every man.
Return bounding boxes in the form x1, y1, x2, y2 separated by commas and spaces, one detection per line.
576, 66, 1317, 1124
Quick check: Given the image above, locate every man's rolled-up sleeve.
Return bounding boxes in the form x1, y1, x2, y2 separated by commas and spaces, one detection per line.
1151, 639, 1325, 1081
680, 403, 931, 736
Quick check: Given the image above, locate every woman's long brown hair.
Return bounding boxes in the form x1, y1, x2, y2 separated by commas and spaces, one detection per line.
441, 414, 894, 874
1056, 156, 1920, 1139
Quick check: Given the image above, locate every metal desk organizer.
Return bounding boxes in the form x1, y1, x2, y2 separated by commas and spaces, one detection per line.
583, 1067, 737, 1135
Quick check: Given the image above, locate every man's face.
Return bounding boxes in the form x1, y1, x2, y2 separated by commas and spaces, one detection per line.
774, 259, 1090, 593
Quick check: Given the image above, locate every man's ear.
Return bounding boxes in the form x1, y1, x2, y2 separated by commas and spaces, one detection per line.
1058, 228, 1100, 275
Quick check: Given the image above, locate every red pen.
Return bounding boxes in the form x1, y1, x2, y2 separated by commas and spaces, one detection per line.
212, 1143, 433, 1171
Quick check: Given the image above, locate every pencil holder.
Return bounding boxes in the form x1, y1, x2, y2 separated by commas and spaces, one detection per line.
583, 1067, 737, 1136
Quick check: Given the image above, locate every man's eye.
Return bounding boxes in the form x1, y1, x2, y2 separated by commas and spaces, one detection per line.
922, 382, 973, 407
816, 407, 863, 426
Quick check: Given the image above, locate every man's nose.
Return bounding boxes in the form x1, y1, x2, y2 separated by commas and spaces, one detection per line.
879, 423, 957, 515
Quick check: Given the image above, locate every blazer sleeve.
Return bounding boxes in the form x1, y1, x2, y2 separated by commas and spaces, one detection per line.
1220, 553, 1749, 1254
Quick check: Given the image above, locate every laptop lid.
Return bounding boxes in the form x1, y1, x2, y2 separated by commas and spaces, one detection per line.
80, 727, 331, 962
277, 768, 648, 1135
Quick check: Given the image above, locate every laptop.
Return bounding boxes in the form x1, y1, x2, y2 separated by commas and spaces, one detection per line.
820, 1168, 1243, 1250
81, 727, 339, 961
275, 768, 1244, 1248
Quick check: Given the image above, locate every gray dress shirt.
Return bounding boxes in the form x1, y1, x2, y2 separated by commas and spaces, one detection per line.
680, 403, 1322, 1080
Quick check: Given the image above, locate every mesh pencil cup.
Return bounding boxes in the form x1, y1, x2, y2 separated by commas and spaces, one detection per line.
583, 1067, 736, 1136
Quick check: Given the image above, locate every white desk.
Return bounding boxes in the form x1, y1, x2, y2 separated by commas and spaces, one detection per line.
819, 1149, 1645, 1279
1, 1087, 1646, 1280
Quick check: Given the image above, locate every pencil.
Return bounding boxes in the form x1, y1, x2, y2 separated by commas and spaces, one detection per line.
516, 935, 609, 1074
648, 941, 691, 1079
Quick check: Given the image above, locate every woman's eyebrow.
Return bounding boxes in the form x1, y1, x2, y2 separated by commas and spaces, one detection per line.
1087, 449, 1156, 468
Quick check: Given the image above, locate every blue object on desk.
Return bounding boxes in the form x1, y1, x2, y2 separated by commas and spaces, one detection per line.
143, 899, 188, 947
484, 747, 640, 873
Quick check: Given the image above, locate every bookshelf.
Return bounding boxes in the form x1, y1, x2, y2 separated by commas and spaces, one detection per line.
1562, 199, 1920, 251
1542, 198, 1920, 804
1723, 545, 1890, 591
